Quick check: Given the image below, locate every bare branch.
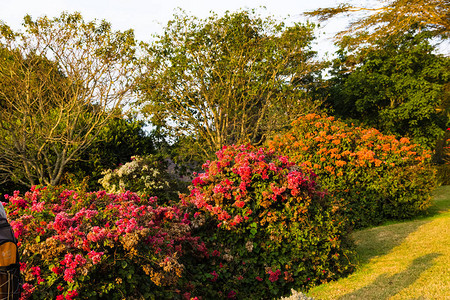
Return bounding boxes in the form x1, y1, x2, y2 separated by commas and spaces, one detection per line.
305, 0, 450, 50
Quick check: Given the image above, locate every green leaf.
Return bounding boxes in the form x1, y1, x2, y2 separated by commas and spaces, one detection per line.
121, 261, 128, 269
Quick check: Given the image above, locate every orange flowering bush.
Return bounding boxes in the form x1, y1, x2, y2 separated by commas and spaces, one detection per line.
180, 145, 355, 299
268, 114, 436, 227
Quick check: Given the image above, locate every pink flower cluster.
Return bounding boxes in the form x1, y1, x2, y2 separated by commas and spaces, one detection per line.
60, 253, 87, 282
55, 290, 78, 300
182, 144, 321, 229
30, 266, 44, 284
287, 171, 318, 196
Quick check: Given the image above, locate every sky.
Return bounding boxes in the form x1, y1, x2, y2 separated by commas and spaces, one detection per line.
1, 0, 355, 59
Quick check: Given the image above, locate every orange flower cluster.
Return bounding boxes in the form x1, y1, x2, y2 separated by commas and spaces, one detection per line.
268, 114, 432, 173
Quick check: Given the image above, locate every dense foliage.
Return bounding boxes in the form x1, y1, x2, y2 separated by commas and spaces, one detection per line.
268, 114, 436, 228
0, 12, 137, 187
326, 31, 450, 149
180, 145, 355, 298
446, 128, 450, 163
3, 145, 357, 299
64, 116, 155, 191
4, 186, 207, 299
439, 128, 450, 185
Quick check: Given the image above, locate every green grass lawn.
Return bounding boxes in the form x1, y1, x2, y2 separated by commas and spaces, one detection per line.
307, 185, 450, 300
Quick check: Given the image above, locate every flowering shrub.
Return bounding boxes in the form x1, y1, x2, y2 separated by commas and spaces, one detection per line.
4, 186, 206, 299
180, 145, 355, 299
268, 113, 436, 227
98, 155, 186, 204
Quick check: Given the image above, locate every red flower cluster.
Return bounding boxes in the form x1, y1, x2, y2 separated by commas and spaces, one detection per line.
267, 268, 281, 282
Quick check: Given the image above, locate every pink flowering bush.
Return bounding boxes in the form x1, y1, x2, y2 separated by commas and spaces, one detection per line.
4, 186, 207, 299
180, 145, 355, 299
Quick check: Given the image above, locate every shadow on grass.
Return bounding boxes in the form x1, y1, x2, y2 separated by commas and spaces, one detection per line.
351, 219, 429, 265
338, 253, 441, 300
352, 185, 450, 265
424, 185, 450, 217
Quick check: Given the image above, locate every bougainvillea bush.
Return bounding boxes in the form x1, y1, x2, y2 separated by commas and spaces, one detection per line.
268, 114, 436, 228
4, 186, 207, 299
180, 145, 355, 299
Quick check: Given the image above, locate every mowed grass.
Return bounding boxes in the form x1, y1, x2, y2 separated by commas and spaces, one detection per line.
307, 185, 450, 300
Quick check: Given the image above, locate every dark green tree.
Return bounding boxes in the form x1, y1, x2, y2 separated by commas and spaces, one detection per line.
138, 9, 325, 160
326, 30, 450, 149
63, 115, 155, 190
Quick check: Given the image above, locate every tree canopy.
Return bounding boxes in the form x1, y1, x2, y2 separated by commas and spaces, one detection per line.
326, 30, 450, 149
138, 9, 324, 160
0, 12, 138, 186
63, 115, 155, 190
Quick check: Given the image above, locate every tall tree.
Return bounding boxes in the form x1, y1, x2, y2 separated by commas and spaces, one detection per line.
326, 30, 450, 149
305, 0, 449, 51
0, 12, 137, 186
138, 10, 324, 160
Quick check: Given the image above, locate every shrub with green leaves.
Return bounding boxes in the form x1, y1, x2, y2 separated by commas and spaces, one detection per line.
98, 155, 186, 204
268, 113, 436, 228
181, 144, 355, 299
439, 128, 450, 185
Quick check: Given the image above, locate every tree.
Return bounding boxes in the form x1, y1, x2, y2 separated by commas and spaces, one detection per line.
0, 12, 137, 187
305, 0, 449, 51
63, 115, 155, 190
326, 30, 450, 149
138, 9, 324, 160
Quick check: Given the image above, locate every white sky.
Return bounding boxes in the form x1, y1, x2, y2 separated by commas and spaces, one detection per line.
2, 1, 448, 57
1, 0, 355, 59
